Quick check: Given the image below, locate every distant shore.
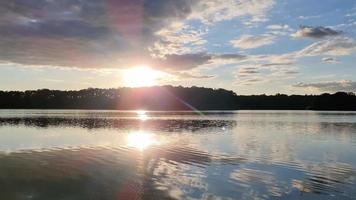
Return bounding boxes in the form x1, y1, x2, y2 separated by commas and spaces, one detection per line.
1, 86, 355, 111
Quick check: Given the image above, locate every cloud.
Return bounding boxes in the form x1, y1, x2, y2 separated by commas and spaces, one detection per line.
266, 24, 293, 36
201, 53, 248, 66
293, 80, 356, 92
297, 37, 356, 56
266, 24, 290, 30
231, 34, 275, 49
298, 15, 322, 20
0, 0, 195, 70
212, 53, 247, 62
190, 0, 275, 25
153, 53, 213, 71
292, 26, 342, 39
283, 70, 299, 74
345, 12, 356, 17
157, 53, 248, 72
0, 0, 278, 74
322, 57, 339, 64
251, 37, 356, 64
230, 35, 355, 86
174, 72, 214, 79
235, 62, 298, 86
150, 22, 207, 57
236, 78, 264, 85
242, 36, 355, 66
228, 35, 355, 86
237, 66, 260, 77
261, 62, 294, 67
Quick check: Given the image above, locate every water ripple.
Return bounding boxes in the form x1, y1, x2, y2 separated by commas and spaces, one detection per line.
0, 117, 236, 132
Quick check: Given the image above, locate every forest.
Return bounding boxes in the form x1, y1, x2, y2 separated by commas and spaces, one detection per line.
0, 86, 355, 110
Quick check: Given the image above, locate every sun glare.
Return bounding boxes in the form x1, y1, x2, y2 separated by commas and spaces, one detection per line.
136, 110, 146, 115
136, 110, 148, 120
123, 66, 164, 87
126, 132, 158, 151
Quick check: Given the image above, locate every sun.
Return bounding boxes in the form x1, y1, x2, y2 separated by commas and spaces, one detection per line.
123, 66, 164, 87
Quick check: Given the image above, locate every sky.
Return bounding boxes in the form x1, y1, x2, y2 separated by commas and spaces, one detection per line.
0, 0, 356, 94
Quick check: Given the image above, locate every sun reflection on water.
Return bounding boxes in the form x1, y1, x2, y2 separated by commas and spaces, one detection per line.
136, 110, 148, 121
126, 131, 159, 151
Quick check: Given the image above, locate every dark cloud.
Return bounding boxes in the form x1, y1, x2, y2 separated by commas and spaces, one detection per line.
292, 26, 342, 39
322, 57, 338, 64
239, 67, 259, 74
0, 0, 211, 71
261, 62, 294, 67
293, 80, 356, 92
153, 53, 212, 71
174, 72, 214, 79
0, 0, 277, 76
237, 67, 260, 78
237, 78, 264, 85
0, 20, 110, 38
283, 70, 299, 74
213, 54, 247, 60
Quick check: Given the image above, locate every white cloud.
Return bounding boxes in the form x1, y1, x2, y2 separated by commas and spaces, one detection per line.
231, 34, 275, 49
267, 24, 290, 30
297, 37, 356, 57
293, 80, 356, 92
190, 0, 275, 24
150, 22, 207, 58
345, 12, 356, 17
266, 24, 294, 36
298, 15, 322, 20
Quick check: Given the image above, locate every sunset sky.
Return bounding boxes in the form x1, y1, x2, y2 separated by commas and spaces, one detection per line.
0, 0, 356, 94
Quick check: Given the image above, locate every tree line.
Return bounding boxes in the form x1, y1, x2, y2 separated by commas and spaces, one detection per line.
0, 86, 355, 110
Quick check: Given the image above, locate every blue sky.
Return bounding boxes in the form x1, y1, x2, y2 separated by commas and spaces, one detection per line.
0, 0, 355, 94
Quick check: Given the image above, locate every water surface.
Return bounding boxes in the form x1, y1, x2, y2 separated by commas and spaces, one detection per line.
0, 110, 356, 199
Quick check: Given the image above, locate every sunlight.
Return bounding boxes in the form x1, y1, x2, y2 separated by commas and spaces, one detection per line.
136, 110, 146, 115
123, 66, 164, 87
126, 132, 158, 151
136, 110, 148, 121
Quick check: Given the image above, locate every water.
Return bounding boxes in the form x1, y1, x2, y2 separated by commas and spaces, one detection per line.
0, 110, 356, 200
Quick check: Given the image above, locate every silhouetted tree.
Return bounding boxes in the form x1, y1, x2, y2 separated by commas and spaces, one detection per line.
0, 87, 355, 110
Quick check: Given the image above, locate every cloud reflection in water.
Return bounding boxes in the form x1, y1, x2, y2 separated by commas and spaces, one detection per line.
0, 110, 356, 199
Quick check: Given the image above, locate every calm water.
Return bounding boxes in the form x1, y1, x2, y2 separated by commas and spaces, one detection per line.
0, 110, 356, 200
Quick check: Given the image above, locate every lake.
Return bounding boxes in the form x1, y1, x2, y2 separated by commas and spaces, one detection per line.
0, 110, 355, 200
